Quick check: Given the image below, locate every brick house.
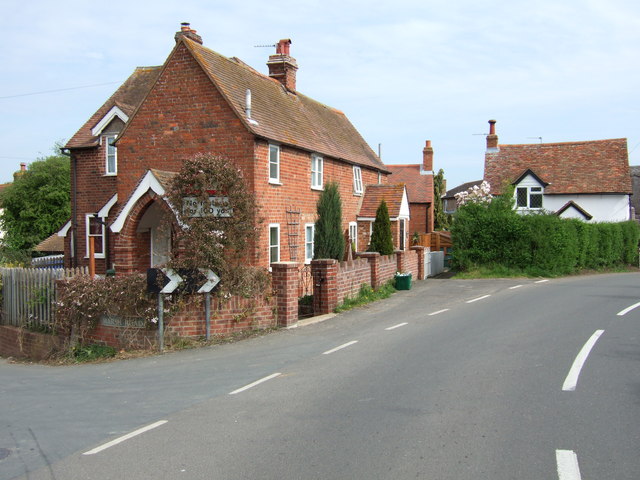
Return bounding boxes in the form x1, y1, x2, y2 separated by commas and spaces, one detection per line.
484, 120, 632, 222
356, 184, 410, 251
386, 140, 435, 235
62, 24, 390, 274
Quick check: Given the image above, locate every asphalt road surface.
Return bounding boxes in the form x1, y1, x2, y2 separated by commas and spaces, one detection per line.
2, 273, 639, 479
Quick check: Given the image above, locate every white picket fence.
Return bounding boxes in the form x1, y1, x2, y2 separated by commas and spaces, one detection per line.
0, 267, 88, 328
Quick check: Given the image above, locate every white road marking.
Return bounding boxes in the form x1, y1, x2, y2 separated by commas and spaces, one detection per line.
83, 420, 168, 455
323, 340, 358, 355
509, 284, 523, 290
428, 309, 449, 316
535, 279, 549, 284
385, 322, 408, 331
617, 301, 640, 316
562, 330, 605, 391
556, 450, 582, 480
466, 295, 490, 303
229, 373, 282, 395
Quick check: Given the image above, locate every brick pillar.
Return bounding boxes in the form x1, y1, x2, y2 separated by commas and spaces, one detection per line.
311, 259, 338, 315
271, 262, 299, 327
412, 246, 426, 280
356, 252, 381, 289
396, 250, 406, 273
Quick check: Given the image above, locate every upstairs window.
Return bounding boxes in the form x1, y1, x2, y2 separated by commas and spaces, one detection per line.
311, 154, 323, 189
353, 166, 363, 195
516, 186, 543, 209
105, 134, 117, 175
269, 144, 280, 184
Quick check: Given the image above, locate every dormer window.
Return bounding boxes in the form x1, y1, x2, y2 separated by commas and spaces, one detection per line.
105, 134, 117, 175
516, 186, 543, 209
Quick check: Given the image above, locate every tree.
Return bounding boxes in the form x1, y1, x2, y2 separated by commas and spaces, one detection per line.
313, 182, 344, 260
0, 146, 71, 252
433, 168, 449, 230
368, 200, 394, 255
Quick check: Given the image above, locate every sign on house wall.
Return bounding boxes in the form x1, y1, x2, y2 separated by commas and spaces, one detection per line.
182, 196, 232, 217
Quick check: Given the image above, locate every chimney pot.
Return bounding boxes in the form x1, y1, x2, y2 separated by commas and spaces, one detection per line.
175, 22, 203, 45
486, 119, 499, 151
422, 140, 434, 173
267, 39, 298, 92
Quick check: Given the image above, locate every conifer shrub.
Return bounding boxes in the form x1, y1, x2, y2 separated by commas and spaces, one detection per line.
313, 182, 345, 260
368, 200, 395, 255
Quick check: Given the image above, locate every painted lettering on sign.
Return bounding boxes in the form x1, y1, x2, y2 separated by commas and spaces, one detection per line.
182, 197, 232, 218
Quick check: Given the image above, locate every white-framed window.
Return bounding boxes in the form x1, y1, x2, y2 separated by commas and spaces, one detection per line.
311, 154, 323, 189
349, 222, 358, 252
399, 218, 406, 251
269, 224, 280, 264
378, 171, 382, 184
269, 144, 280, 184
85, 214, 105, 258
104, 134, 117, 175
353, 166, 363, 195
516, 186, 543, 209
305, 223, 315, 263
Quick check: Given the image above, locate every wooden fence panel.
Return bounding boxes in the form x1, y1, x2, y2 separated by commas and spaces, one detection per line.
0, 267, 88, 328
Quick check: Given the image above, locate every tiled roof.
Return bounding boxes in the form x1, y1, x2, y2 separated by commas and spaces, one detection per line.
185, 39, 386, 172
443, 180, 483, 199
65, 66, 162, 149
484, 139, 632, 195
358, 184, 406, 218
34, 233, 64, 253
386, 165, 433, 203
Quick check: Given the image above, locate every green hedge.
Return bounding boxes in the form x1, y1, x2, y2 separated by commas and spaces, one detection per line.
451, 202, 639, 276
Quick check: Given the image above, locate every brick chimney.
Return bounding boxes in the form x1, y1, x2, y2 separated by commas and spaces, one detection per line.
267, 39, 298, 92
486, 119, 499, 152
175, 22, 203, 45
421, 140, 434, 175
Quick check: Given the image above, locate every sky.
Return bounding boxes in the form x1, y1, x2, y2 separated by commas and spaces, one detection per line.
1, 0, 640, 189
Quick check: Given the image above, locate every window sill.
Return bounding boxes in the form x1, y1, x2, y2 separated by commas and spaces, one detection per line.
353, 192, 363, 197
103, 173, 117, 177
84, 255, 106, 259
311, 186, 324, 191
269, 180, 283, 186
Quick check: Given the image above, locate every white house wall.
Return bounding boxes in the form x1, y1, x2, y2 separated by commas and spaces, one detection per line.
544, 194, 630, 222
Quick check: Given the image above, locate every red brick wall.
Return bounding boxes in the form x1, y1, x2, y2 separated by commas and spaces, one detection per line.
253, 139, 385, 269
336, 258, 371, 304
67, 146, 118, 273
378, 254, 398, 285
0, 326, 66, 360
409, 203, 428, 235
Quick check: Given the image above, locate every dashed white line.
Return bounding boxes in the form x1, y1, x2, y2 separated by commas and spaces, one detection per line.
83, 420, 168, 455
556, 449, 582, 479
466, 295, 490, 303
562, 330, 604, 392
535, 279, 549, 284
385, 322, 408, 331
323, 340, 358, 355
617, 301, 640, 316
229, 373, 282, 395
509, 284, 524, 290
428, 309, 449, 316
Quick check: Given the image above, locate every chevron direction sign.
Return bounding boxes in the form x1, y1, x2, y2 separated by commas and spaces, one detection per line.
147, 268, 219, 294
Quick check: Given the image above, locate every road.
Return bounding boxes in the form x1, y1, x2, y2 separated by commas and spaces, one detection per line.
2, 273, 639, 479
